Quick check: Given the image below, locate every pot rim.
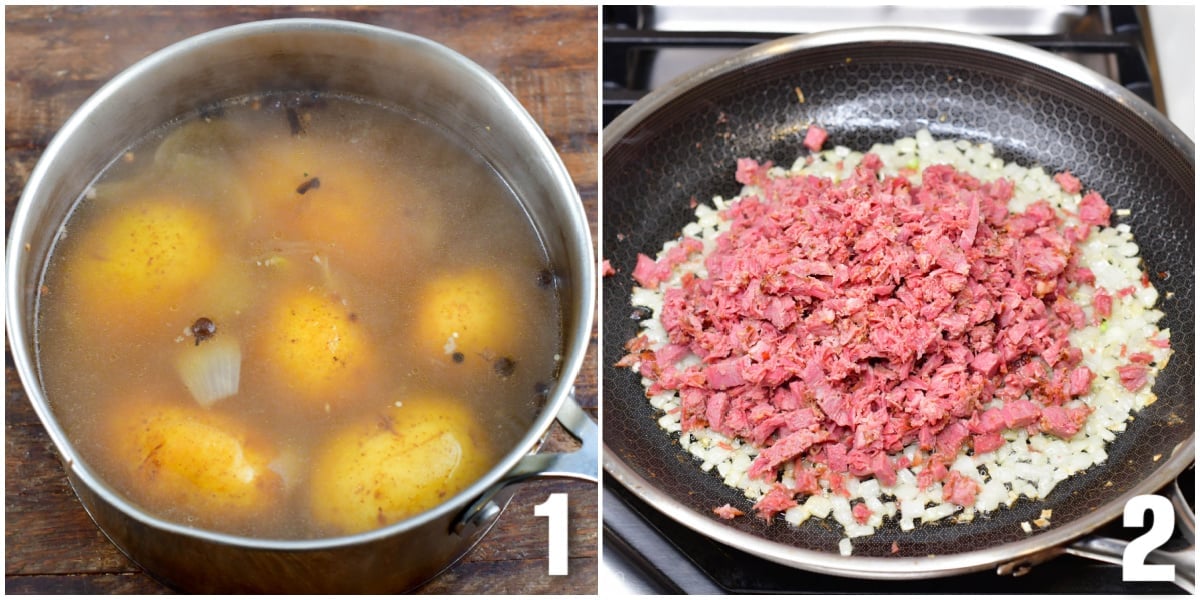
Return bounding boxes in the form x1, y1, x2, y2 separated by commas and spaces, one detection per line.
7, 17, 594, 551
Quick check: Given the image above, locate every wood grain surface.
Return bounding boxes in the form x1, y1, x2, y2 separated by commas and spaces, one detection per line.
5, 5, 598, 595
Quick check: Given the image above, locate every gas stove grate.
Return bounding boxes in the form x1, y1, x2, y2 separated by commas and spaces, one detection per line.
602, 5, 1159, 126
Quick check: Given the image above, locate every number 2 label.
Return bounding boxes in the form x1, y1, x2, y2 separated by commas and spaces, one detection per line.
1122, 494, 1174, 583
535, 493, 569, 576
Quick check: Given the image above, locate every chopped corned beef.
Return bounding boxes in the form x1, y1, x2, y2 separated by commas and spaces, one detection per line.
852, 502, 873, 524
1040, 404, 1092, 438
916, 458, 949, 490
1066, 366, 1095, 396
1093, 287, 1113, 321
1078, 191, 1112, 227
1128, 352, 1154, 365
601, 259, 616, 277
804, 124, 829, 152
935, 421, 971, 460
942, 470, 980, 507
631, 237, 705, 288
998, 399, 1042, 429
870, 451, 898, 487
654, 343, 691, 368
748, 429, 830, 480
705, 358, 748, 390
972, 431, 1006, 454
1118, 364, 1148, 391
631, 253, 660, 288
792, 465, 824, 495
828, 472, 849, 497
1053, 170, 1082, 194
713, 503, 745, 520
970, 351, 1001, 377
753, 485, 798, 520
623, 154, 1147, 524
736, 157, 772, 188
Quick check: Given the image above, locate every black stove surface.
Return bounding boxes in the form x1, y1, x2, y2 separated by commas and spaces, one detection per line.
604, 472, 1191, 595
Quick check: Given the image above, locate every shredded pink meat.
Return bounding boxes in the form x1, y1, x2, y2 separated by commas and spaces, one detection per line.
942, 470, 980, 506
803, 125, 829, 152
601, 259, 616, 277
1128, 352, 1154, 365
753, 484, 798, 520
1039, 405, 1091, 438
852, 502, 873, 524
1078, 191, 1112, 227
1093, 287, 1113, 321
632, 237, 705, 289
625, 155, 1164, 522
1118, 364, 1148, 391
712, 503, 745, 520
1066, 366, 1095, 396
972, 431, 1005, 454
1053, 170, 1082, 194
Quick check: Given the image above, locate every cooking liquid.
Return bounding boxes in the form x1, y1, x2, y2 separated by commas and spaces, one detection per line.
35, 93, 563, 539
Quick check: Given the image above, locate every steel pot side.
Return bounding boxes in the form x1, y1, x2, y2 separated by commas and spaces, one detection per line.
7, 18, 596, 593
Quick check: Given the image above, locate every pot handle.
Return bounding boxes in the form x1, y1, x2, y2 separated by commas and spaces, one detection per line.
452, 389, 597, 534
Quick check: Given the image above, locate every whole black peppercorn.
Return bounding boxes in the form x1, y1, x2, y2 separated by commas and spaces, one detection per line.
191, 317, 216, 346
493, 356, 516, 378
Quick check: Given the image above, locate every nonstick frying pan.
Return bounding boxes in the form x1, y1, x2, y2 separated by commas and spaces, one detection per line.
602, 27, 1194, 584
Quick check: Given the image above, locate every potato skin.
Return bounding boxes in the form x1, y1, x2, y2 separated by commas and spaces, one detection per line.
258, 288, 374, 409
239, 136, 403, 273
63, 198, 219, 328
417, 268, 518, 365
104, 399, 282, 528
308, 396, 492, 535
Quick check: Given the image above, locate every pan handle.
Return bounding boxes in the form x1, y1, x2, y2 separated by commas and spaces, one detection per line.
1063, 535, 1194, 593
999, 477, 1194, 593
1064, 476, 1195, 593
451, 389, 598, 534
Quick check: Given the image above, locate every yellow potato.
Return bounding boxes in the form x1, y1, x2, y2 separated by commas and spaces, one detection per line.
63, 198, 220, 325
259, 287, 374, 409
239, 136, 400, 271
417, 268, 519, 366
104, 399, 282, 527
308, 396, 492, 535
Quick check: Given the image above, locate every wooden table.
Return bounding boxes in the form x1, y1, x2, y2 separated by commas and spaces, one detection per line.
5, 6, 598, 594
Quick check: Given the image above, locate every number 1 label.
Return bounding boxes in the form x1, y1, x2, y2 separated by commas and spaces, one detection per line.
535, 493, 569, 576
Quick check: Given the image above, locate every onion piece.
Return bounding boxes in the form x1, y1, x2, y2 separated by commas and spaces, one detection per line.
176, 335, 241, 407
269, 444, 305, 493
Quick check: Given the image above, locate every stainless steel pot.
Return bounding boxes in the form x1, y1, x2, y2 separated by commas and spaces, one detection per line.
6, 18, 596, 593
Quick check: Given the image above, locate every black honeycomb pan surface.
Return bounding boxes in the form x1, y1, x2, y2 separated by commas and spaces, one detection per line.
602, 39, 1194, 561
